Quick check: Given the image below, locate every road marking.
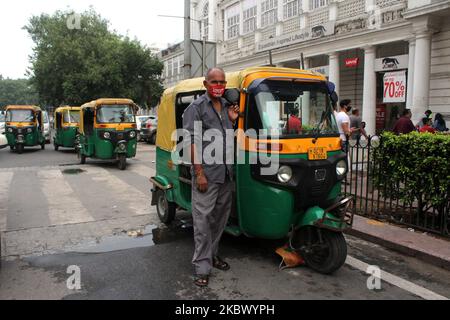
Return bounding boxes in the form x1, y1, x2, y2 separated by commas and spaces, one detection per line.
85, 166, 156, 219
37, 170, 94, 226
129, 164, 156, 179
0, 172, 14, 231
346, 255, 449, 300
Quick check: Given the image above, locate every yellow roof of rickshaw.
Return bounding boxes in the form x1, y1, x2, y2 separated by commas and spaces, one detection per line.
81, 98, 135, 109
55, 106, 81, 113
5, 105, 41, 112
156, 66, 328, 151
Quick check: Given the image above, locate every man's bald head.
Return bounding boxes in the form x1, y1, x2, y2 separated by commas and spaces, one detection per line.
205, 67, 225, 81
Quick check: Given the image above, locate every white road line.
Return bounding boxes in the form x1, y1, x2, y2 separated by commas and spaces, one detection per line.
85, 166, 156, 218
346, 255, 449, 300
129, 164, 156, 179
37, 170, 94, 226
0, 172, 14, 231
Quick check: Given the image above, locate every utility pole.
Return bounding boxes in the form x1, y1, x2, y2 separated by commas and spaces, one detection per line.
184, 0, 192, 79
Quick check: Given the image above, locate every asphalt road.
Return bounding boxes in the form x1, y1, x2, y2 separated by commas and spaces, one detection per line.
0, 138, 449, 300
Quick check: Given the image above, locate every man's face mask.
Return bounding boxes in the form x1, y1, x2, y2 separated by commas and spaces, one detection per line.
206, 79, 227, 98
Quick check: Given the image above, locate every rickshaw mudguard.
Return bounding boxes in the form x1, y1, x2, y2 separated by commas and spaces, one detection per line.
150, 175, 175, 203
297, 207, 345, 231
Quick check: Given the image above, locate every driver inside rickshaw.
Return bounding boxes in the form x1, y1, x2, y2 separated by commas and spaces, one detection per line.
96, 104, 135, 123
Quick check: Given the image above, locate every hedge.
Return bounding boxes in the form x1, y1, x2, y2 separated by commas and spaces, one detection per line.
373, 132, 450, 213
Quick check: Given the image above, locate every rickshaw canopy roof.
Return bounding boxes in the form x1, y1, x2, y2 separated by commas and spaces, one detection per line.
156, 66, 328, 151
55, 106, 81, 113
80, 98, 135, 110
5, 105, 42, 112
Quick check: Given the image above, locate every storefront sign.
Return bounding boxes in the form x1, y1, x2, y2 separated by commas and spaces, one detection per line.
256, 21, 335, 53
383, 71, 406, 103
375, 54, 408, 72
309, 65, 329, 77
345, 58, 359, 68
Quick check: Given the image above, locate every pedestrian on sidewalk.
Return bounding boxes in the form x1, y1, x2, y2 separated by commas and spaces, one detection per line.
392, 109, 416, 135
419, 117, 436, 134
336, 99, 352, 152
182, 67, 240, 288
350, 108, 368, 141
433, 113, 449, 132
416, 109, 433, 130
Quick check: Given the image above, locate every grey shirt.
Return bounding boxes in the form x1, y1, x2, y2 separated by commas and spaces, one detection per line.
350, 114, 362, 140
182, 94, 234, 184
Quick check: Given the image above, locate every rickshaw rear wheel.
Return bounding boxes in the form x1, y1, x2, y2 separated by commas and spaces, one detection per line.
78, 151, 86, 165
293, 226, 347, 275
41, 142, 45, 150
118, 154, 127, 170
17, 144, 24, 154
156, 189, 176, 225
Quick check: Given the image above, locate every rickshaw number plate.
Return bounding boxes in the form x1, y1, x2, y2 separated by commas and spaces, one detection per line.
308, 147, 327, 160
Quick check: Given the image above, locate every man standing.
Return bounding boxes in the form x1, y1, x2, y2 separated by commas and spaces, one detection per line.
183, 68, 239, 287
336, 100, 352, 152
416, 110, 433, 130
393, 109, 416, 135
349, 108, 368, 140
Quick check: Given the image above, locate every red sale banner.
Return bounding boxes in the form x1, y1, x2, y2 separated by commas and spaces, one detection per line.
383, 71, 406, 103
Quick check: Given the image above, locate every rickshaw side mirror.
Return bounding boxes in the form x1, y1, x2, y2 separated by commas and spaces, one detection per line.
223, 89, 240, 105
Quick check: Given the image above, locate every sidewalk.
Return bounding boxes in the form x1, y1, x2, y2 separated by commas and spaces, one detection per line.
346, 215, 450, 271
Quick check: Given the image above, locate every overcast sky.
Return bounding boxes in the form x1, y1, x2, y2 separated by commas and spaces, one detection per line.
0, 0, 185, 79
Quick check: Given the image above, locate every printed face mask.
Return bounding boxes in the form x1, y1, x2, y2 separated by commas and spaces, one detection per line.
208, 84, 226, 98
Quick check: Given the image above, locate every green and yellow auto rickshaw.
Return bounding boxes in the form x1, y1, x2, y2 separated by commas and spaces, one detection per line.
4, 105, 46, 154
53, 106, 81, 151
150, 67, 354, 274
78, 98, 138, 170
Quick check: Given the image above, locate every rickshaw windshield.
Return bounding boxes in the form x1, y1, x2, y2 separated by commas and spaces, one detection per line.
63, 110, 80, 124
6, 109, 35, 123
246, 80, 339, 138
96, 105, 135, 124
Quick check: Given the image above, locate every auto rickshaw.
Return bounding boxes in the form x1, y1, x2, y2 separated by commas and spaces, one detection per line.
53, 106, 81, 151
4, 105, 46, 154
78, 98, 138, 170
150, 67, 354, 274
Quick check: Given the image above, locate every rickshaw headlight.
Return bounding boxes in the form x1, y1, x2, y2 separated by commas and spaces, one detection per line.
103, 132, 111, 139
129, 131, 136, 139
277, 166, 293, 183
7, 128, 13, 133
27, 128, 32, 133
119, 143, 126, 151
336, 160, 348, 177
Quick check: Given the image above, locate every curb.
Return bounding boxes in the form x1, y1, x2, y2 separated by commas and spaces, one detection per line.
345, 227, 450, 272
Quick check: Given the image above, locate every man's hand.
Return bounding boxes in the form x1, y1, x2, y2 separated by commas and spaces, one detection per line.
228, 105, 240, 123
196, 171, 208, 193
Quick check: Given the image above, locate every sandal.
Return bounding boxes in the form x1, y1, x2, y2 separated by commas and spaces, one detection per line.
213, 256, 230, 271
194, 275, 209, 287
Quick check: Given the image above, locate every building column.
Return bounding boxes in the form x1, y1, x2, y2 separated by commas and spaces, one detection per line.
411, 30, 432, 124
406, 39, 415, 108
328, 52, 340, 96
209, 0, 217, 41
362, 45, 377, 136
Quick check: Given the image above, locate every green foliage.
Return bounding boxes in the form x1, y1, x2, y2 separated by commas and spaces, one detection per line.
24, 9, 163, 108
0, 77, 39, 108
373, 132, 450, 211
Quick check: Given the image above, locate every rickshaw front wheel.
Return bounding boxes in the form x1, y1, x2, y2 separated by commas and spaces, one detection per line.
17, 144, 24, 154
54, 144, 59, 151
294, 226, 347, 275
155, 189, 176, 225
118, 154, 127, 170
78, 151, 86, 165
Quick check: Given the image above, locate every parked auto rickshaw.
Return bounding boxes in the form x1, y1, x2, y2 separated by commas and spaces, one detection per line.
150, 67, 354, 274
78, 98, 138, 170
53, 106, 81, 151
4, 105, 46, 154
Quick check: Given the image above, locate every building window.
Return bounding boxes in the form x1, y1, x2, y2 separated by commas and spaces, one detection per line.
243, 6, 257, 34
283, 0, 300, 19
261, 0, 278, 28
201, 3, 209, 40
310, 0, 328, 10
167, 60, 173, 78
227, 14, 240, 39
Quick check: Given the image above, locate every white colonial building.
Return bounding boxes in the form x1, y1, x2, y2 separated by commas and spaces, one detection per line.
160, 0, 450, 133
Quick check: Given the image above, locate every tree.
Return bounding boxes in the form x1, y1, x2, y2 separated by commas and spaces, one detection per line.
0, 77, 39, 108
25, 9, 163, 108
